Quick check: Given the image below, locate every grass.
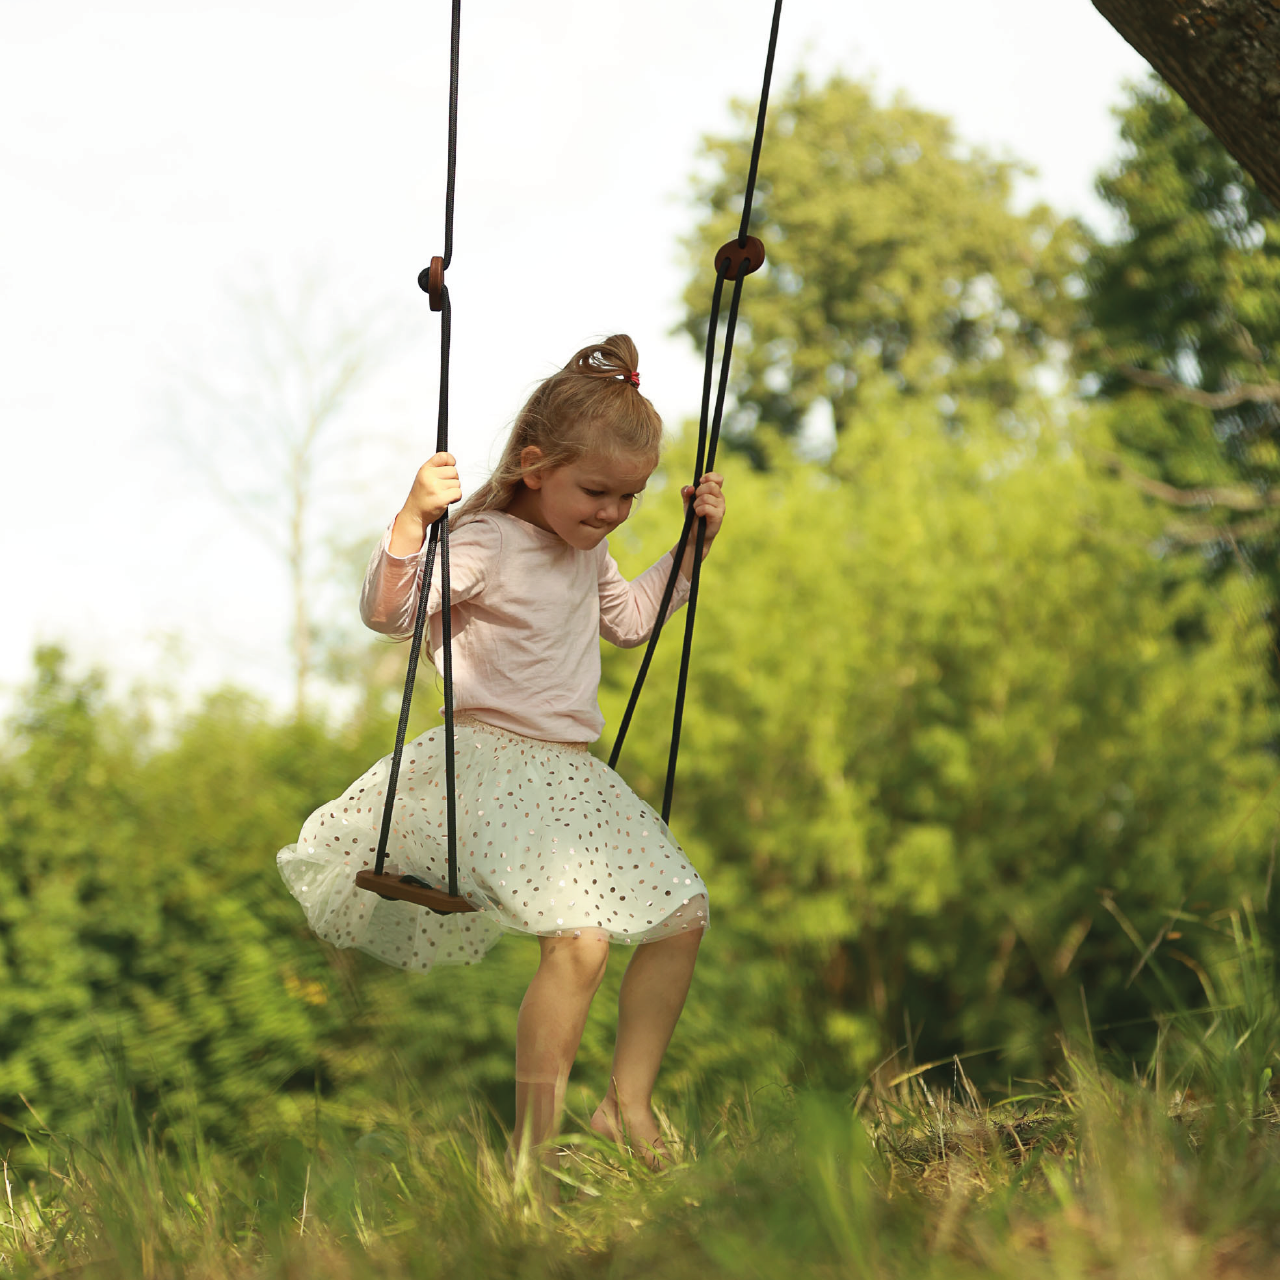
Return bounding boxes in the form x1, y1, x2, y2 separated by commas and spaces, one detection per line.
5, 909, 1280, 1279
4, 1060, 1280, 1279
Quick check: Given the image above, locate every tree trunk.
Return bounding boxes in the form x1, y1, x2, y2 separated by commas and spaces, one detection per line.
1092, 0, 1280, 208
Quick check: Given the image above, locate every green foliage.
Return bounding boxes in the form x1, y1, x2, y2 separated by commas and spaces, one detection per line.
8, 388, 1270, 1137
682, 73, 1087, 459
1077, 74, 1280, 783
0, 650, 530, 1147
0, 648, 783, 1149
1083, 77, 1280, 589
0, 650, 341, 1144
4, 416, 1276, 1142
602, 405, 1277, 1082
1086, 78, 1280, 415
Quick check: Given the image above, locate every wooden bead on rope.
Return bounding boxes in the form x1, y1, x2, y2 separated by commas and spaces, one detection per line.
714, 235, 766, 280
416, 255, 446, 311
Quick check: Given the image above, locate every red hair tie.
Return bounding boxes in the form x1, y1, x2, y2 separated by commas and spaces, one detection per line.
627, 370, 641, 388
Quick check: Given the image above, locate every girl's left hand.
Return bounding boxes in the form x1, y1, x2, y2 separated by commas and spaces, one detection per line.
682, 471, 726, 550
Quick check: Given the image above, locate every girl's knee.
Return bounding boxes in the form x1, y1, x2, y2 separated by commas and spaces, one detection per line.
539, 935, 610, 990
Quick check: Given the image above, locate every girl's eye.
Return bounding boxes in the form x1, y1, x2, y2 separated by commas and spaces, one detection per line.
584, 489, 604, 498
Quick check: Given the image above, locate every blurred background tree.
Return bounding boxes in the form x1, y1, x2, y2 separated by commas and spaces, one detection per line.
681, 73, 1087, 463
169, 268, 407, 720
1081, 79, 1280, 713
602, 409, 1274, 1083
0, 649, 537, 1149
3, 71, 1279, 1153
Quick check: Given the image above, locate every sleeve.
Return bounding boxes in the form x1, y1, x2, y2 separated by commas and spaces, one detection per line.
596, 543, 691, 649
359, 516, 502, 638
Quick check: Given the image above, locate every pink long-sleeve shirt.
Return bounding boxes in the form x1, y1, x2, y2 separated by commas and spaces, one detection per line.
360, 510, 690, 743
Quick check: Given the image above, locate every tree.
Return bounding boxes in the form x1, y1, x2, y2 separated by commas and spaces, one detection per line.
0, 649, 791, 1143
601, 412, 1277, 1082
1081, 78, 1280, 705
1084, 79, 1280, 508
658, 74, 1277, 1076
0, 650, 330, 1144
1092, 0, 1280, 210
171, 269, 405, 719
681, 74, 1087, 463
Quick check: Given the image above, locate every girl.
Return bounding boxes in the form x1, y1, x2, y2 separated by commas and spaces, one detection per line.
277, 335, 725, 1166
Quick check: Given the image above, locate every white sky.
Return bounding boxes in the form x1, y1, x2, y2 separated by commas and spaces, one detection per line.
2, 0, 1150, 715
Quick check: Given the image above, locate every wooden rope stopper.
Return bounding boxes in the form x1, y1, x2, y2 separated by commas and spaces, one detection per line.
417, 255, 446, 311
714, 235, 766, 280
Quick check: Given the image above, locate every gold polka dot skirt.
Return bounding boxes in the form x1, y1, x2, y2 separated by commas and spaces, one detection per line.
276, 716, 710, 972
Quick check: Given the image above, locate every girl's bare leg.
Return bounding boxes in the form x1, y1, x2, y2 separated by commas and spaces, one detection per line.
512, 934, 610, 1160
591, 927, 703, 1165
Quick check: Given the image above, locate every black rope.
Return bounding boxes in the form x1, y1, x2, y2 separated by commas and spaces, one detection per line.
437, 287, 458, 895
607, 261, 729, 771
373, 520, 440, 876
661, 265, 748, 821
443, 0, 461, 270
609, 0, 783, 817
373, 0, 462, 897
738, 0, 783, 246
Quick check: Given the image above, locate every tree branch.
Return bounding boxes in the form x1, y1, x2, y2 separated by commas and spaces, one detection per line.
1085, 445, 1280, 510
1164, 514, 1277, 544
1118, 363, 1280, 409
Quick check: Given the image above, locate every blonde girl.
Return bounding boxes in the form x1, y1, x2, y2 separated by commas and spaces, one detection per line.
277, 335, 725, 1166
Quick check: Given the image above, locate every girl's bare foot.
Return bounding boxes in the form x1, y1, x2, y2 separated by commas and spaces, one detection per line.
589, 1098, 671, 1169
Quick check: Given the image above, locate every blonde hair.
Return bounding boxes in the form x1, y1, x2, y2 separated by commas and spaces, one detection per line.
455, 335, 663, 524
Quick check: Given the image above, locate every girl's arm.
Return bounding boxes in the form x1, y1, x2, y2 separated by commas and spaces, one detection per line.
360, 455, 495, 636
360, 519, 501, 636
673, 472, 726, 582
597, 546, 691, 649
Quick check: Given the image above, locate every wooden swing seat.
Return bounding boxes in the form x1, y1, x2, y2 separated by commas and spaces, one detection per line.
355, 870, 476, 915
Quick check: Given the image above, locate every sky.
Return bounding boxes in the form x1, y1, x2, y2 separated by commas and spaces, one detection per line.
2, 0, 1151, 716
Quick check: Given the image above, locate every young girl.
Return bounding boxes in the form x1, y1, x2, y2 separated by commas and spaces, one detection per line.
277, 335, 725, 1165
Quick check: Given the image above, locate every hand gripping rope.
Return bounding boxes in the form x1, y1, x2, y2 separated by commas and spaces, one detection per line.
356, 0, 783, 913
355, 0, 474, 915
608, 0, 784, 823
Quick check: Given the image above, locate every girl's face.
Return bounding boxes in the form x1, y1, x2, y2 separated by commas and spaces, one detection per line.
520, 449, 655, 550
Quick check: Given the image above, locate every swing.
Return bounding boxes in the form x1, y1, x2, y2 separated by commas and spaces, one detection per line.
356, 0, 784, 916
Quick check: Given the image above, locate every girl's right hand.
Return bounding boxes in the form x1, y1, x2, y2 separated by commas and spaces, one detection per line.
390, 452, 462, 555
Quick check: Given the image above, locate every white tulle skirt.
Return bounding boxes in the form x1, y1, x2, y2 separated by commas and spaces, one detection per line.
276, 714, 710, 973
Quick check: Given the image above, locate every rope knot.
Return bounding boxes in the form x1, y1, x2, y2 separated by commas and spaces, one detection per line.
417, 256, 446, 311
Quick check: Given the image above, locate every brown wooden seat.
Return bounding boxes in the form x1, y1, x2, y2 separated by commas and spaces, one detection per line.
355, 870, 477, 915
